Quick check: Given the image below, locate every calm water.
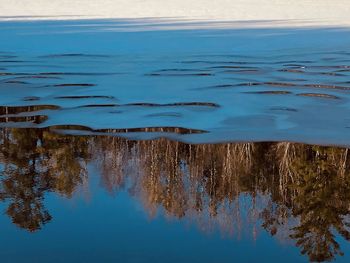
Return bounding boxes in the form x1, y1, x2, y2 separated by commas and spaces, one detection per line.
1, 128, 350, 262
1, 18, 350, 262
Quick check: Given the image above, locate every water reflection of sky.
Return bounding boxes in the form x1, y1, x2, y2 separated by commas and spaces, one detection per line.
0, 142, 302, 263
0, 189, 302, 263
1, 129, 350, 262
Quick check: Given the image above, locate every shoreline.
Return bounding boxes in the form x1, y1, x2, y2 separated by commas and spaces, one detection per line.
1, 0, 350, 28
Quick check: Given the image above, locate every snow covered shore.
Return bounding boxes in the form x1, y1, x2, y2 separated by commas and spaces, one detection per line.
0, 0, 350, 27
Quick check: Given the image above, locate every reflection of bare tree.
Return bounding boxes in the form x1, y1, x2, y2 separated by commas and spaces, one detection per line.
1, 127, 350, 261
93, 137, 350, 261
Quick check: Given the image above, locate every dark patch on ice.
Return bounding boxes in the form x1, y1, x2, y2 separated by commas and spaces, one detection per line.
320, 72, 346, 77
335, 69, 350, 72
200, 82, 261, 90
270, 106, 298, 112
4, 80, 29, 84
179, 60, 249, 65
205, 84, 236, 89
52, 83, 96, 87
156, 68, 210, 72
303, 84, 350, 90
125, 102, 220, 108
40, 53, 110, 58
23, 96, 41, 101
146, 68, 213, 77
55, 95, 115, 99
220, 69, 260, 74
274, 60, 313, 64
282, 64, 305, 67
7, 75, 62, 80
0, 72, 25, 76
0, 60, 27, 63
265, 82, 296, 87
204, 82, 350, 91
208, 66, 257, 69
308, 65, 350, 69
244, 91, 292, 95
296, 93, 340, 99
39, 72, 120, 76
278, 69, 305, 73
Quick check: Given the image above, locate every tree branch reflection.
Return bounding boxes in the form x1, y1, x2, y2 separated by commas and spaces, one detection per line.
1, 128, 350, 261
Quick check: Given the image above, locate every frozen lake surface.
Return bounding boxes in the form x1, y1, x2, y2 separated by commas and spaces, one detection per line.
0, 19, 350, 146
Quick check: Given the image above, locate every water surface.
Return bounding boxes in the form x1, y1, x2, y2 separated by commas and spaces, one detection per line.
1, 128, 350, 262
1, 19, 350, 262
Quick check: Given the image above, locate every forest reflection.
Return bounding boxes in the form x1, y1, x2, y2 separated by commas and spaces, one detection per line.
1, 128, 350, 262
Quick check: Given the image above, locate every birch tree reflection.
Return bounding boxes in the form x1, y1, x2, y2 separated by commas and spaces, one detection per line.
94, 137, 350, 262
1, 128, 350, 261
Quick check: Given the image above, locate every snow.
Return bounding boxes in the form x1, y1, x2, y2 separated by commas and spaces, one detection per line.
0, 0, 350, 28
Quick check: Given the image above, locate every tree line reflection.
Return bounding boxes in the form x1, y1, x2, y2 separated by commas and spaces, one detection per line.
1, 127, 350, 261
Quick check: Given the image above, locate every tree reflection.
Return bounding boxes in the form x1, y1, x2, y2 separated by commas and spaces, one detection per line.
0, 128, 90, 231
94, 137, 350, 262
1, 127, 350, 261
289, 146, 350, 261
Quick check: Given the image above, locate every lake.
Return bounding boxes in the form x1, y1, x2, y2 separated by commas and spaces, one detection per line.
1, 16, 350, 262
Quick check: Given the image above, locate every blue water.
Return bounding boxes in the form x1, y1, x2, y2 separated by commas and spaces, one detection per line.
0, 163, 304, 263
1, 18, 350, 262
